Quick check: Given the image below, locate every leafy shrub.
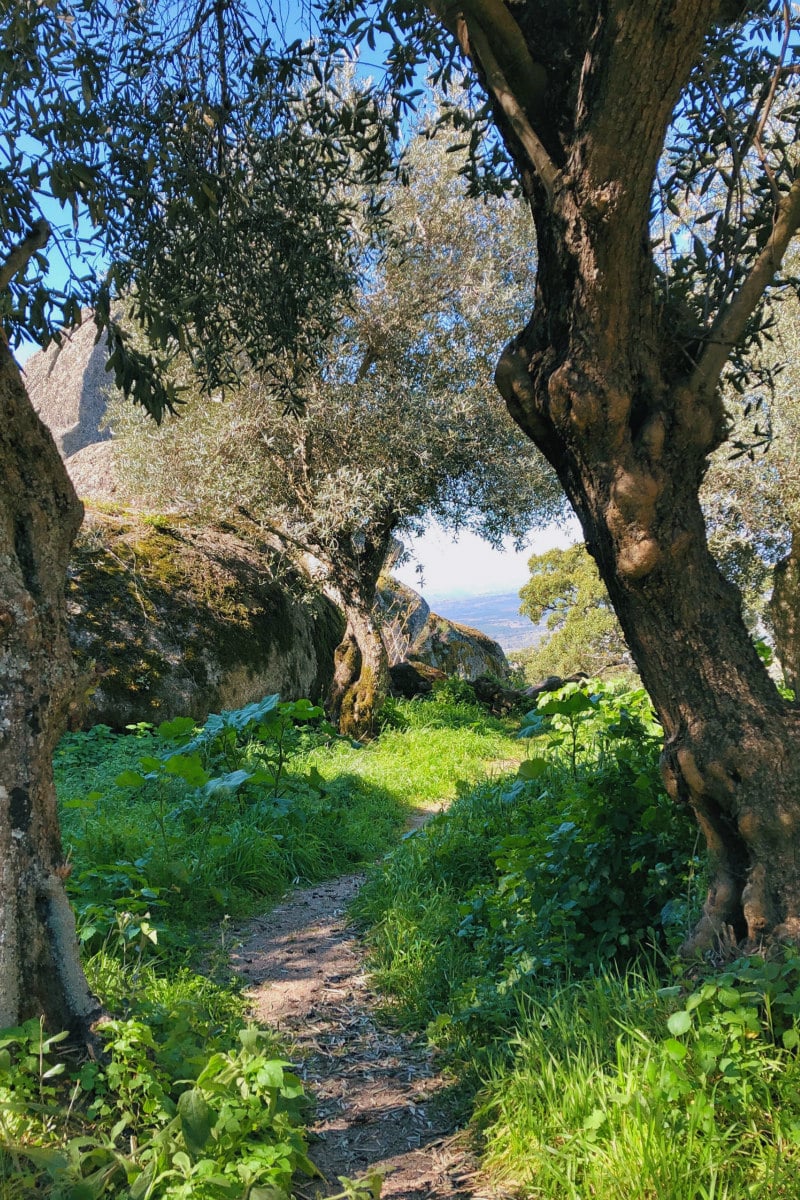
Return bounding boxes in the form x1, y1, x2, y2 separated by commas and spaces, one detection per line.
0, 1017, 315, 1200
431, 676, 478, 708
356, 682, 699, 1043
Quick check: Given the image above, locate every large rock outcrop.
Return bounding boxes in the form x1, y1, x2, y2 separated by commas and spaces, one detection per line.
24, 330, 509, 718
68, 507, 344, 728
23, 318, 112, 460
376, 576, 509, 681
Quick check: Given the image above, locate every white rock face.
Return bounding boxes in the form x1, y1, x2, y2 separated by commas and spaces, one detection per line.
23, 318, 112, 459
376, 576, 509, 681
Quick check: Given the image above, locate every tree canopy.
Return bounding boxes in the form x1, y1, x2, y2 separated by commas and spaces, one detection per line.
3, 1, 389, 414
108, 120, 566, 731
519, 543, 628, 680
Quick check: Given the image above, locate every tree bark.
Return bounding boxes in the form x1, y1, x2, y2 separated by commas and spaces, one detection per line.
446, 0, 800, 950
327, 596, 391, 740
770, 528, 800, 696
0, 342, 99, 1034
324, 532, 393, 739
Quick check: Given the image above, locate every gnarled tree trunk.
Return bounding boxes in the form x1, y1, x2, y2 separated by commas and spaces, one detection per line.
324, 531, 392, 739
439, 0, 800, 950
327, 597, 391, 739
502, 327, 800, 952
0, 342, 98, 1034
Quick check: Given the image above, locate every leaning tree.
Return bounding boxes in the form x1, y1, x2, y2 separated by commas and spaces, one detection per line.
325, 0, 800, 950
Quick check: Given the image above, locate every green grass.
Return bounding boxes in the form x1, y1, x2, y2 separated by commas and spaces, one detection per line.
0, 690, 520, 1200
351, 681, 800, 1198
55, 692, 520, 938
26, 683, 800, 1198
311, 696, 520, 807
475, 965, 800, 1198
354, 683, 699, 1039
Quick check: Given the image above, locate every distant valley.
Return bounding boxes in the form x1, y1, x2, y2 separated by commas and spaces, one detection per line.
426, 590, 545, 652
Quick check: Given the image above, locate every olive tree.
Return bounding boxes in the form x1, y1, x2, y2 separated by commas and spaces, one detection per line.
324, 0, 800, 950
111, 128, 565, 735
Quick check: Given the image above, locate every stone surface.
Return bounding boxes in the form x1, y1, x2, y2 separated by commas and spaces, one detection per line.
68, 507, 344, 728
23, 318, 112, 459
377, 576, 509, 682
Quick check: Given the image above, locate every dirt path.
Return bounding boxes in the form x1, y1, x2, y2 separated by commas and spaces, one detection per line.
231, 862, 502, 1199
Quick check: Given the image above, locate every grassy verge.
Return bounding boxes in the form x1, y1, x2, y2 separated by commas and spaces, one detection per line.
1, 688, 519, 1199
355, 680, 800, 1198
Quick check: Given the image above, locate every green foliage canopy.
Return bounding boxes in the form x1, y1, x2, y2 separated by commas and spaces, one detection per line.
518, 544, 628, 679
109, 121, 566, 590
2, 1, 390, 418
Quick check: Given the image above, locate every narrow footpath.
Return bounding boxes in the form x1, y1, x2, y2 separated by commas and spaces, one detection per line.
231, 870, 505, 1200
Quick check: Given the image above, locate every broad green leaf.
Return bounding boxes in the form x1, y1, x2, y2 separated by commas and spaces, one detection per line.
517, 757, 549, 780
224, 694, 281, 730
664, 1038, 688, 1061
115, 769, 146, 788
172, 1149, 193, 1174
177, 1087, 214, 1158
667, 1010, 693, 1036
16, 1145, 68, 1173
164, 753, 210, 787
203, 769, 252, 795
255, 1060, 286, 1088
717, 987, 741, 1009
157, 716, 196, 741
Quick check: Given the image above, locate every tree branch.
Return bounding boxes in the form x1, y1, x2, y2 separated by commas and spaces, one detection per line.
236, 507, 329, 569
691, 177, 800, 396
427, 0, 558, 201
0, 220, 51, 292
457, 14, 558, 200
459, 0, 549, 128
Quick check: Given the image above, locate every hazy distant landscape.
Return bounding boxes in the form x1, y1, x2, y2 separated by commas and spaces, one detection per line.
426, 590, 544, 652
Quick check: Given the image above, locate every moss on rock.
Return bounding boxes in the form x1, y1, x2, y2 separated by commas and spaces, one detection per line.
68, 507, 344, 728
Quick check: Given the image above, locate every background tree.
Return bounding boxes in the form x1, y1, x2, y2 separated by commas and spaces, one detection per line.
518, 543, 628, 680
325, 0, 800, 949
110, 126, 565, 735
698, 254, 800, 681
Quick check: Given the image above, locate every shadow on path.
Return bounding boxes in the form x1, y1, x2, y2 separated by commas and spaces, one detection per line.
231, 873, 507, 1199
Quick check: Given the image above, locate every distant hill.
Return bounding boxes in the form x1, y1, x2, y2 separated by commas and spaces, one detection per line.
424, 591, 544, 652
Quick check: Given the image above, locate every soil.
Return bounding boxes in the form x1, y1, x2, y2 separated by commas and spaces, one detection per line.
231, 847, 508, 1200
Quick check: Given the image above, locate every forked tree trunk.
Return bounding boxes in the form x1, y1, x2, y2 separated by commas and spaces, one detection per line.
327, 597, 391, 740
0, 343, 99, 1034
